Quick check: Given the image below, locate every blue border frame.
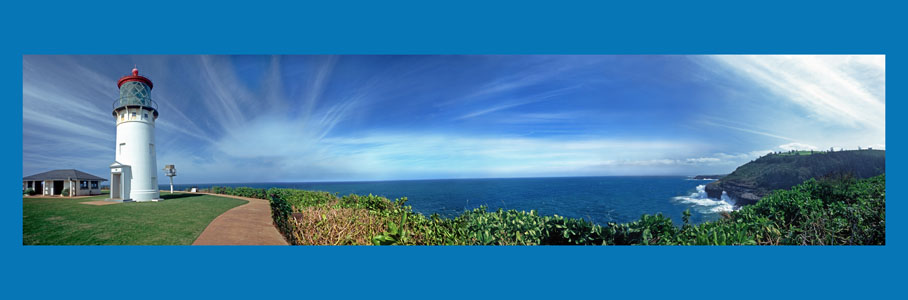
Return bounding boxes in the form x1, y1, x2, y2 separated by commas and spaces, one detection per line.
2, 1, 903, 298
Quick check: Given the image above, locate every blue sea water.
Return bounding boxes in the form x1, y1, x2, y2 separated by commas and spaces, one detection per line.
161, 176, 735, 225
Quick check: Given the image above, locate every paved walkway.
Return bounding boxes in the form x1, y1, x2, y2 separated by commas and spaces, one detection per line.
192, 193, 288, 245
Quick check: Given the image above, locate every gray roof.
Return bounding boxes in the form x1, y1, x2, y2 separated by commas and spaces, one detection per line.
23, 169, 107, 181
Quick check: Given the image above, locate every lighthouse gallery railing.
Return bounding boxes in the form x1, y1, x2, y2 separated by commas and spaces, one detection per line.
111, 97, 159, 117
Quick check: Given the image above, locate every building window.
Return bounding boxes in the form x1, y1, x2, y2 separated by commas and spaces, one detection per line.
91, 181, 98, 189
80, 180, 89, 190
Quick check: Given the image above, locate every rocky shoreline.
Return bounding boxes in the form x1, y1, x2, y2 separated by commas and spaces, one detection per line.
704, 180, 761, 205
698, 149, 885, 207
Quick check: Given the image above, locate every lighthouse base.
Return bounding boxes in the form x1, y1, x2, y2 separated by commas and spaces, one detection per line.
130, 189, 162, 202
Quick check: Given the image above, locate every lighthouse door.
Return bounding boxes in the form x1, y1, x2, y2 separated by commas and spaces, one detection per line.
111, 174, 121, 200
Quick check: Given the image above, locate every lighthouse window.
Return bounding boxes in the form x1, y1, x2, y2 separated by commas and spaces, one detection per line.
120, 113, 124, 121
119, 143, 125, 155
144, 112, 149, 119
130, 112, 137, 120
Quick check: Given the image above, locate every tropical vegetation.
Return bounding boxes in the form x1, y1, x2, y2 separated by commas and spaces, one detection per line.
211, 174, 885, 245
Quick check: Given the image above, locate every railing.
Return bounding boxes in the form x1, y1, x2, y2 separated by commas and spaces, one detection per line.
112, 97, 158, 112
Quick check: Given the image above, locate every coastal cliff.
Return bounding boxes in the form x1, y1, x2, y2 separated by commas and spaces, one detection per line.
705, 149, 885, 205
692, 174, 727, 180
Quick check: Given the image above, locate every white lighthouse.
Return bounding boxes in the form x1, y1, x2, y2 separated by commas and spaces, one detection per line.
108, 67, 161, 202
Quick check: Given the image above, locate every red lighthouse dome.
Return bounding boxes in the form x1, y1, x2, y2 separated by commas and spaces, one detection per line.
117, 66, 153, 89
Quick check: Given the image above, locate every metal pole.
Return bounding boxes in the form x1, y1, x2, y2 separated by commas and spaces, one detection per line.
169, 176, 174, 194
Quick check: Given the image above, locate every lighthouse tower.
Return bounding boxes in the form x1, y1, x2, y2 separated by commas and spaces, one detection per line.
108, 67, 161, 202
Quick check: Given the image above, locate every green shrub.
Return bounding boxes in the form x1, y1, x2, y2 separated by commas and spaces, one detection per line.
229, 187, 267, 199
61, 188, 70, 197
268, 193, 294, 242
24, 188, 36, 196
262, 174, 885, 246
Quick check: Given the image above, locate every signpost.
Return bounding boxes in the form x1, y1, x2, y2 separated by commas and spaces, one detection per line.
163, 165, 176, 194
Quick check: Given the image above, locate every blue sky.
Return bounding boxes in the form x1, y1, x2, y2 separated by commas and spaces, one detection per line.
22, 55, 885, 183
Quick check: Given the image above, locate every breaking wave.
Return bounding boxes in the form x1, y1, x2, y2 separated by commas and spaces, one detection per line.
672, 184, 736, 214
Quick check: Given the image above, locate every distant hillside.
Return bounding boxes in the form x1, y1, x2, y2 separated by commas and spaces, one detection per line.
692, 174, 727, 180
705, 149, 885, 205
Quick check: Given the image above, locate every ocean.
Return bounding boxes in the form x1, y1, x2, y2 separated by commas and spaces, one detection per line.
161, 176, 736, 225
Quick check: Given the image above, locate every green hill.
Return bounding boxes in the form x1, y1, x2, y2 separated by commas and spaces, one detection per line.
705, 149, 885, 204
692, 174, 727, 180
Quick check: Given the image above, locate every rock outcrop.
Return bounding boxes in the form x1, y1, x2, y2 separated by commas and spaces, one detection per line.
692, 174, 727, 180
704, 150, 885, 206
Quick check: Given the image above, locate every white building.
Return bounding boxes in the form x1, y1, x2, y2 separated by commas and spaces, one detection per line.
108, 67, 161, 202
23, 169, 106, 196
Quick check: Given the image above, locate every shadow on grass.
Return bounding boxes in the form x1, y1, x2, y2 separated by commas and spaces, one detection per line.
160, 193, 206, 200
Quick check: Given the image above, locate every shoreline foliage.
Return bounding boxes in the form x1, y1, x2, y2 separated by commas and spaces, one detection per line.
214, 174, 884, 245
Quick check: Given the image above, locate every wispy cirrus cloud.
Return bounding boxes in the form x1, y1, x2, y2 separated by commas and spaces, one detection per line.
699, 119, 796, 142
22, 55, 886, 183
709, 55, 885, 130
313, 133, 709, 179
453, 85, 581, 120
22, 55, 366, 182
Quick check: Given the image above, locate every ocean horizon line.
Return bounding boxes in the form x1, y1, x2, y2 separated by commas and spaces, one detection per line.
162, 174, 709, 187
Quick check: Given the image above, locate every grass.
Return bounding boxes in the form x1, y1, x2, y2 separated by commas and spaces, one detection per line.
23, 192, 247, 245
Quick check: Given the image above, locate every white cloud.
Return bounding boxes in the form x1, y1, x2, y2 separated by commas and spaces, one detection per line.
205, 133, 783, 180
261, 133, 709, 179
30, 55, 879, 183
685, 157, 721, 163
453, 85, 580, 120
700, 119, 795, 142
710, 55, 885, 131
778, 142, 817, 151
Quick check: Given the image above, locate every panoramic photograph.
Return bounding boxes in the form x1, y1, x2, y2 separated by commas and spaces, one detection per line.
22, 55, 885, 245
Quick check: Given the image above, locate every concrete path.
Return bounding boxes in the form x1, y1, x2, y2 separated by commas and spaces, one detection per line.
192, 193, 288, 245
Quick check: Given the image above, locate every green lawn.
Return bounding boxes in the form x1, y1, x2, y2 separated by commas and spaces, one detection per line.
23, 192, 248, 245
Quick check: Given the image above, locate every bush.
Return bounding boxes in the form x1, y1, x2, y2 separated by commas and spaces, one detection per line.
24, 188, 36, 196
61, 188, 70, 197
230, 187, 266, 199
207, 186, 268, 199
262, 174, 885, 246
